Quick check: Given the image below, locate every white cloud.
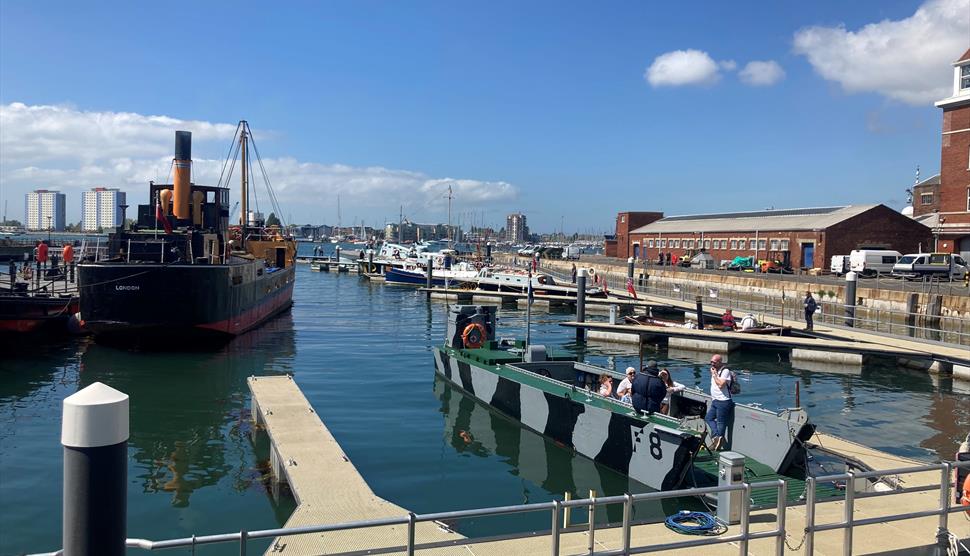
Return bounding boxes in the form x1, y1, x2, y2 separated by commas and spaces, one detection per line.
738, 60, 786, 86
0, 103, 518, 223
719, 60, 738, 72
793, 0, 969, 104
645, 49, 723, 87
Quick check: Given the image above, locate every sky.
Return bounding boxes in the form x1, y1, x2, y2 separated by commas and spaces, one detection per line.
1, 0, 968, 233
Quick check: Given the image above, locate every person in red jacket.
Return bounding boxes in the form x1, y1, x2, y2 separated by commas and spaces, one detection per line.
721, 309, 736, 331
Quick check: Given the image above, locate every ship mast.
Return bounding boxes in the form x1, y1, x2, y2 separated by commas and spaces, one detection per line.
240, 121, 249, 234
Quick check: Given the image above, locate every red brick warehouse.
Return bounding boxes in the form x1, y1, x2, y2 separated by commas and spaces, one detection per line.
622, 205, 931, 270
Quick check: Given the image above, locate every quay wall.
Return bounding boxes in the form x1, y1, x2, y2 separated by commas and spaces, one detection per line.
507, 255, 970, 319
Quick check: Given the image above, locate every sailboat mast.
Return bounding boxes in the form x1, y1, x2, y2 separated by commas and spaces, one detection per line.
240, 122, 249, 229
447, 184, 453, 246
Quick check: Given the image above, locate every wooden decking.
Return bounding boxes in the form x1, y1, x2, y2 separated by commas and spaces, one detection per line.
248, 376, 462, 555
249, 375, 969, 555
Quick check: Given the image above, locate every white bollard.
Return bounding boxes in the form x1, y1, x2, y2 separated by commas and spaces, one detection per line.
62, 382, 129, 556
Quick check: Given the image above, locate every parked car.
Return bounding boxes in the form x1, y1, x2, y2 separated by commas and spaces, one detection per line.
830, 255, 850, 276
892, 252, 970, 280
727, 255, 755, 271
849, 249, 901, 276
759, 259, 793, 274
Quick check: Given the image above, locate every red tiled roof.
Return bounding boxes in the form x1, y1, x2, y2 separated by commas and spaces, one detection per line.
958, 47, 970, 64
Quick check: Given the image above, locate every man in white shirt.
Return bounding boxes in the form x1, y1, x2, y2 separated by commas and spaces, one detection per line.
704, 354, 734, 451
616, 367, 635, 404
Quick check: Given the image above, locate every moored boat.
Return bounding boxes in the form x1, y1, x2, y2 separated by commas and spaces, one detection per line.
0, 292, 79, 333
78, 123, 296, 341
385, 261, 479, 286
433, 305, 815, 491
473, 267, 607, 298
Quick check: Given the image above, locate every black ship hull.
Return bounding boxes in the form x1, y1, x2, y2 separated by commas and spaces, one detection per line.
0, 294, 79, 333
78, 261, 294, 340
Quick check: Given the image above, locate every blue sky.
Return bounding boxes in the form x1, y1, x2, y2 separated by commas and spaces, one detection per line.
1, 0, 966, 232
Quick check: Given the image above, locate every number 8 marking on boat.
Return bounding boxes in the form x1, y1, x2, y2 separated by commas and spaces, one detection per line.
649, 431, 663, 460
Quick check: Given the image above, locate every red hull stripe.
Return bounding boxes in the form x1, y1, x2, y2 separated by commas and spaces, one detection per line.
195, 281, 294, 336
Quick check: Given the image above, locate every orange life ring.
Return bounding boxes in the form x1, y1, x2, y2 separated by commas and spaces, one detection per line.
461, 323, 487, 349
961, 473, 970, 515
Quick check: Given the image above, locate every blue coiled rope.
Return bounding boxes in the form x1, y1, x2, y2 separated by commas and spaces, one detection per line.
664, 511, 728, 536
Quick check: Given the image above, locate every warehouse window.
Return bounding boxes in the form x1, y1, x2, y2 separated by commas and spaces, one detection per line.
770, 239, 780, 251
738, 239, 746, 250
720, 240, 728, 249
673, 239, 681, 248
758, 239, 767, 250
730, 239, 738, 250
648, 239, 654, 248
686, 239, 694, 249
660, 239, 666, 248
780, 239, 789, 251
921, 193, 933, 205
962, 64, 970, 90
703, 239, 711, 250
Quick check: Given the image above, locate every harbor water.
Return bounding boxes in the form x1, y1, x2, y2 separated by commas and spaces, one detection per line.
1, 243, 968, 554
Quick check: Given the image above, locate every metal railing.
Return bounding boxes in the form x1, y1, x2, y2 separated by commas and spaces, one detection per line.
535, 264, 970, 348
29, 460, 970, 556
801, 461, 970, 556
30, 479, 784, 556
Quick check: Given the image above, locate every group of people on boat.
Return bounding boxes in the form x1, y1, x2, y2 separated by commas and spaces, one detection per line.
596, 360, 685, 416
719, 308, 759, 331
594, 354, 738, 452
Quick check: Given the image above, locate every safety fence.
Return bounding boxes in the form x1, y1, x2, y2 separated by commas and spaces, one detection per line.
536, 264, 970, 348
28, 460, 970, 556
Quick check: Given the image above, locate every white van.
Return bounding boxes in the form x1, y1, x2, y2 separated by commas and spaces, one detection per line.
830, 255, 849, 276
849, 250, 901, 276
562, 244, 582, 260
892, 252, 970, 280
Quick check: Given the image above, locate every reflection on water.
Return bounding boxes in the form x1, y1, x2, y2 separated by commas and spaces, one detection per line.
434, 374, 700, 534
78, 313, 297, 508
1, 247, 968, 554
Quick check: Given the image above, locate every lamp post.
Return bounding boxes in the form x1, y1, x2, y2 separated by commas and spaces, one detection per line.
47, 215, 52, 243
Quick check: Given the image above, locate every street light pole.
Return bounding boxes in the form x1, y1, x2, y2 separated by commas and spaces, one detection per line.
47, 215, 52, 243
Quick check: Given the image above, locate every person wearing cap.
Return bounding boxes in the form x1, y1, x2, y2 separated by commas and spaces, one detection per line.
616, 367, 636, 404
632, 360, 666, 414
705, 354, 734, 451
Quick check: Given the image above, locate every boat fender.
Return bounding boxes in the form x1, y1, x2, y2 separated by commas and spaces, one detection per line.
461, 323, 487, 349
961, 474, 970, 515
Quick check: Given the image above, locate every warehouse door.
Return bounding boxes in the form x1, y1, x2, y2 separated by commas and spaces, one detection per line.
633, 244, 640, 260
801, 243, 815, 269
959, 236, 970, 262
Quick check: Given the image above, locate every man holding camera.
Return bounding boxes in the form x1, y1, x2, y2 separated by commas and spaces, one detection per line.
704, 354, 734, 451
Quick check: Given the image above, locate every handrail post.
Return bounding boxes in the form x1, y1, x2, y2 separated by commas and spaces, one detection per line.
239, 530, 247, 556
621, 493, 633, 555
937, 462, 951, 548
739, 483, 751, 555
805, 476, 816, 556
407, 512, 416, 556
843, 472, 854, 556
775, 479, 787, 556
588, 490, 596, 555
551, 500, 562, 556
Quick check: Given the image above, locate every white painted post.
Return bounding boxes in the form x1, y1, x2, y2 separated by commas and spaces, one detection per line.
62, 382, 129, 556
576, 269, 587, 342
844, 272, 857, 327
